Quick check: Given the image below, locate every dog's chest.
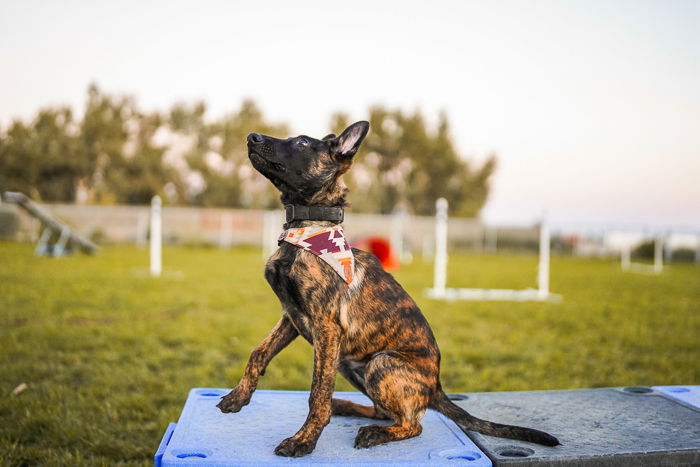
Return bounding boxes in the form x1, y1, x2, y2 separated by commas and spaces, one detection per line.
264, 246, 342, 340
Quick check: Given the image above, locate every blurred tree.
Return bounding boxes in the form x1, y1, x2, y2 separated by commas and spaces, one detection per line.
0, 119, 41, 199
0, 107, 83, 202
81, 84, 183, 204
178, 99, 288, 208
331, 107, 496, 217
1, 86, 495, 217
80, 83, 129, 203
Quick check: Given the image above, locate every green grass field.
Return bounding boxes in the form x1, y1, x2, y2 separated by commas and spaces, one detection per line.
1, 242, 698, 465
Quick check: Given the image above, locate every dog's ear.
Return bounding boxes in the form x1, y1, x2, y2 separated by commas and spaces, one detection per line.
322, 133, 336, 141
329, 121, 369, 159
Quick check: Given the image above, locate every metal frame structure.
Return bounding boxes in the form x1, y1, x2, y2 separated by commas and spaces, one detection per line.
620, 235, 664, 274
425, 198, 561, 302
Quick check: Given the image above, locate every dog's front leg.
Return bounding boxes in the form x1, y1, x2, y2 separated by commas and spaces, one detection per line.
274, 320, 341, 457
217, 314, 298, 413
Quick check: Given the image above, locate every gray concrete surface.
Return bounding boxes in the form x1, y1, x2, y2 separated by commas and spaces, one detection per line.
451, 387, 700, 466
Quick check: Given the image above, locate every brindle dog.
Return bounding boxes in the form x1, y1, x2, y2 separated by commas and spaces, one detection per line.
217, 121, 560, 457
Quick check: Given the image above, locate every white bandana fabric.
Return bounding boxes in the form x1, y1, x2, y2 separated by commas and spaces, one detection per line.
278, 225, 355, 284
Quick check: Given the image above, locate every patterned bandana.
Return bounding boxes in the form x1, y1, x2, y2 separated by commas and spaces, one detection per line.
278, 226, 355, 284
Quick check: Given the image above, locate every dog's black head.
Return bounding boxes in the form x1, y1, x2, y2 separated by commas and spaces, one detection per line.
247, 121, 369, 207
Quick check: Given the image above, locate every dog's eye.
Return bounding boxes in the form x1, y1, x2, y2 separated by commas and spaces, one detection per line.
297, 138, 309, 147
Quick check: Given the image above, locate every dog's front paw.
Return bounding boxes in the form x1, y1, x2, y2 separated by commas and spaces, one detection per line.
354, 425, 391, 448
274, 436, 317, 457
216, 388, 251, 413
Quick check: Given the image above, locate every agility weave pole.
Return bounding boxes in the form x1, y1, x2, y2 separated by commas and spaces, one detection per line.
425, 198, 561, 302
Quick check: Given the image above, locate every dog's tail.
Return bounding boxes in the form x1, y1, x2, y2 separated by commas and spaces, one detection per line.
429, 389, 560, 446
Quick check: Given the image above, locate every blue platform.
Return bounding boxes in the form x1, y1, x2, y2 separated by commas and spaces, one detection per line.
156, 386, 700, 466
653, 385, 700, 409
155, 389, 490, 466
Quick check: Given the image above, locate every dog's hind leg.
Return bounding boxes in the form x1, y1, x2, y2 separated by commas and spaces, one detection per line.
353, 351, 434, 448
331, 398, 390, 419
332, 361, 390, 420
217, 314, 298, 413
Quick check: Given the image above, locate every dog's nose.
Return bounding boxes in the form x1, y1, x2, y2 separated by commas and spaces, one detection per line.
248, 133, 264, 144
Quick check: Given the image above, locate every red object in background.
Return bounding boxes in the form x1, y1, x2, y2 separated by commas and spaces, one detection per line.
564, 234, 579, 246
351, 237, 400, 271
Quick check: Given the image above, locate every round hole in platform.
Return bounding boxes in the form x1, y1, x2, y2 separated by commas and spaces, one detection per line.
172, 448, 213, 459
176, 452, 207, 459
446, 451, 481, 461
448, 394, 469, 401
196, 389, 225, 397
667, 387, 690, 393
623, 386, 653, 394
495, 446, 534, 458
433, 448, 482, 461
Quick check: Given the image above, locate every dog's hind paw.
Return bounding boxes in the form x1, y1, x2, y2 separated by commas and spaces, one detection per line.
274, 436, 317, 457
354, 425, 391, 448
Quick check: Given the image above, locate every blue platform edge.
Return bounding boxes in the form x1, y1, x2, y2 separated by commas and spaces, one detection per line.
155, 423, 177, 467
155, 388, 491, 466
653, 385, 700, 409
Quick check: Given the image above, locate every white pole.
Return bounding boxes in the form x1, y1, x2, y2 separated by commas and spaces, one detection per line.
150, 195, 162, 277
433, 198, 448, 297
654, 236, 663, 273
537, 217, 550, 299
621, 247, 631, 270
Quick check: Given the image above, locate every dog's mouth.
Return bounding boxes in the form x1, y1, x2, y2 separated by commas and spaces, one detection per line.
248, 151, 266, 166
249, 151, 286, 173
248, 151, 290, 191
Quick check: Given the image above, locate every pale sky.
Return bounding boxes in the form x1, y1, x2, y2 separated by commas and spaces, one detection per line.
1, 0, 698, 231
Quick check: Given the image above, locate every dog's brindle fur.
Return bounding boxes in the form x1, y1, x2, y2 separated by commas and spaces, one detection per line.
217, 121, 560, 457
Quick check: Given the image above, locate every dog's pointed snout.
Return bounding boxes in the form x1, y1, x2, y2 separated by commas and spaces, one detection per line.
248, 133, 264, 144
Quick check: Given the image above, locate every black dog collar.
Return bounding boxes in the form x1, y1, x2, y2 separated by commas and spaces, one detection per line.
285, 205, 344, 224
